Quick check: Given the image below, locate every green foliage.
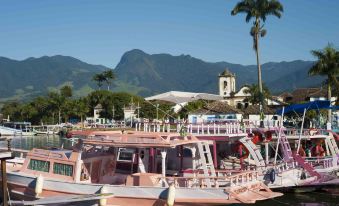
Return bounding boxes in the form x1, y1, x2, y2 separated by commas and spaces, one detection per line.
178, 100, 206, 119
231, 0, 283, 51
86, 90, 142, 120
309, 44, 339, 104
92, 73, 106, 89
243, 84, 272, 105
232, 0, 283, 114
138, 101, 174, 120
92, 69, 116, 91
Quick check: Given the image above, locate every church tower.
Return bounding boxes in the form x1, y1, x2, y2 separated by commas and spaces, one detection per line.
218, 69, 236, 97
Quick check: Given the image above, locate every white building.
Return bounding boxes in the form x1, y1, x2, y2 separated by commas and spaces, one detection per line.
218, 69, 251, 107
86, 104, 113, 125
219, 69, 236, 97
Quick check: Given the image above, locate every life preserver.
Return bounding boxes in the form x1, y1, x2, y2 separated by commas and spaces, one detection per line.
264, 131, 273, 141
251, 131, 262, 144
235, 142, 249, 159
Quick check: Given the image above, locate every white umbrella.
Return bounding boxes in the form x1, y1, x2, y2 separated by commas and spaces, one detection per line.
145, 91, 223, 104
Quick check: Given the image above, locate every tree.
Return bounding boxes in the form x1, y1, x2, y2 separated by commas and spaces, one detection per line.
48, 91, 64, 124
231, 0, 283, 120
178, 100, 206, 119
60, 85, 73, 98
92, 73, 106, 90
138, 101, 174, 120
243, 84, 271, 105
309, 44, 339, 124
48, 85, 73, 124
103, 69, 116, 91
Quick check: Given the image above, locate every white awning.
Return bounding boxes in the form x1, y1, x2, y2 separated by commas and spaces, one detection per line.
145, 91, 223, 104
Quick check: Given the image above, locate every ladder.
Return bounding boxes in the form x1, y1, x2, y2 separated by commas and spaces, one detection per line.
239, 137, 266, 170
326, 133, 339, 155
275, 129, 293, 161
196, 141, 216, 188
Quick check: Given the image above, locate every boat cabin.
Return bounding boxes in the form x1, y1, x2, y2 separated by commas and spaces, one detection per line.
18, 132, 214, 187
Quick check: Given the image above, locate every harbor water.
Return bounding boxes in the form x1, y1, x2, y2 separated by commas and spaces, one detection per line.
2, 135, 339, 206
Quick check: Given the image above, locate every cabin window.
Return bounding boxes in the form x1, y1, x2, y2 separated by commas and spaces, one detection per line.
28, 159, 50, 172
182, 148, 192, 157
53, 163, 73, 176
117, 148, 135, 162
177, 147, 193, 158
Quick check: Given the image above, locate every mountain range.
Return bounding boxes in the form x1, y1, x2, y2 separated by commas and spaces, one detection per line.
0, 49, 324, 102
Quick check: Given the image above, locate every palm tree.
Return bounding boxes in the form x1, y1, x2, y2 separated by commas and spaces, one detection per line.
244, 84, 271, 105
309, 44, 339, 124
103, 69, 116, 91
231, 0, 283, 120
92, 73, 106, 90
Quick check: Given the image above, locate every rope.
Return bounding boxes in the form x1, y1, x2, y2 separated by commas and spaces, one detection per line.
7, 185, 11, 206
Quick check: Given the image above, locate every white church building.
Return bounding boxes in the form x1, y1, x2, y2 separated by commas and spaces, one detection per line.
218, 69, 251, 108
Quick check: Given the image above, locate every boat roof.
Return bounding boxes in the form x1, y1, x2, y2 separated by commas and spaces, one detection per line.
81, 131, 206, 148
145, 91, 223, 104
276, 100, 338, 114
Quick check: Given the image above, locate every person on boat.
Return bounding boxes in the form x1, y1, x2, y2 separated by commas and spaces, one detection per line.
235, 142, 249, 170
311, 139, 325, 157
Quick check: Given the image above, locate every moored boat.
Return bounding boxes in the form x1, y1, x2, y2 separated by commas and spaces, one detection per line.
3, 132, 282, 205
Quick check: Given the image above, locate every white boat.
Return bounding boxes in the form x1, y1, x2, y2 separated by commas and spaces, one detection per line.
33, 125, 59, 135
0, 125, 22, 136
2, 122, 36, 136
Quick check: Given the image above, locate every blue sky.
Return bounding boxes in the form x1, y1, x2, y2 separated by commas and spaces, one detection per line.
0, 0, 338, 67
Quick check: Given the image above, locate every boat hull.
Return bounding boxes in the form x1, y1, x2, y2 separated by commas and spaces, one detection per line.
2, 172, 278, 205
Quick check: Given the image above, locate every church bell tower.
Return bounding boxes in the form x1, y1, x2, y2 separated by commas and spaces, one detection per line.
218, 69, 236, 97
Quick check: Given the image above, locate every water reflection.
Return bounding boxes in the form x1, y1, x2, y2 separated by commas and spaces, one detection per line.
0, 135, 74, 153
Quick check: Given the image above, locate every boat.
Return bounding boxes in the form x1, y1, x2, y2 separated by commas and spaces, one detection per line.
0, 125, 22, 136
33, 125, 60, 135
2, 122, 37, 136
2, 131, 282, 205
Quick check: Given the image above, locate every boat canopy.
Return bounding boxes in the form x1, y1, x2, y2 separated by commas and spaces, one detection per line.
145, 91, 223, 104
276, 100, 338, 114
80, 131, 206, 148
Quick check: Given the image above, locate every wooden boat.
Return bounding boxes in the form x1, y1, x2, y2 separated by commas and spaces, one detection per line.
3, 132, 282, 205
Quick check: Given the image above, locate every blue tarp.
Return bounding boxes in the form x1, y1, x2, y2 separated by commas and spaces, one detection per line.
276, 100, 338, 114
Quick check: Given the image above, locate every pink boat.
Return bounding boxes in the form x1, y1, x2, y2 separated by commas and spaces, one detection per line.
3, 132, 282, 205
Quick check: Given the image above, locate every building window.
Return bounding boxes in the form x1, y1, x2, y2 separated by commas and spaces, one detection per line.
53, 163, 73, 176
28, 159, 50, 172
237, 102, 243, 109
224, 81, 227, 88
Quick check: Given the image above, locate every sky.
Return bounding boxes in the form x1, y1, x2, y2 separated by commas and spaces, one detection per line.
0, 0, 338, 68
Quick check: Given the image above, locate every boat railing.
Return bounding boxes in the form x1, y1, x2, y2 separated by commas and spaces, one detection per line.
304, 156, 337, 169
135, 122, 247, 136
273, 161, 299, 173
283, 128, 332, 137
161, 170, 259, 188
